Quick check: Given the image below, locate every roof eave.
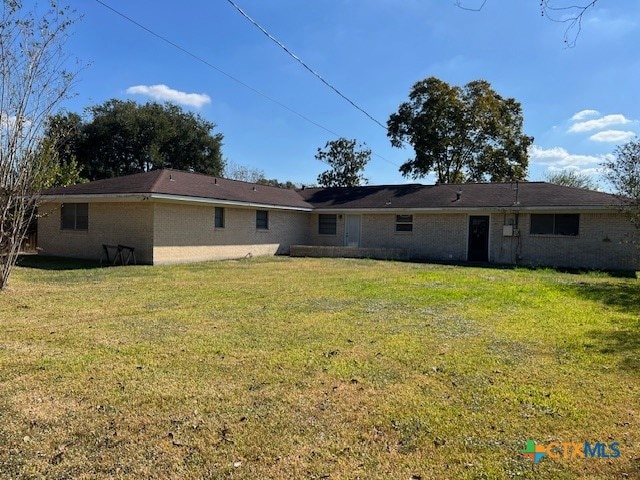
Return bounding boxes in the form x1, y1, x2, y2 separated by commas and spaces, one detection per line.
40, 193, 149, 202
311, 205, 617, 213
149, 193, 313, 211
40, 192, 314, 212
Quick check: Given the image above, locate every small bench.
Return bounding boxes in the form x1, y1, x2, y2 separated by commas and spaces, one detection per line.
101, 244, 137, 267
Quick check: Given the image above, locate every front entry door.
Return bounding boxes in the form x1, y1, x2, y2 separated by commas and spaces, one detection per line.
468, 216, 490, 262
345, 215, 361, 247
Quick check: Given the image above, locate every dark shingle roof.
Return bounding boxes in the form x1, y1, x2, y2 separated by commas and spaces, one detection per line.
43, 169, 313, 210
297, 182, 618, 210
43, 170, 619, 210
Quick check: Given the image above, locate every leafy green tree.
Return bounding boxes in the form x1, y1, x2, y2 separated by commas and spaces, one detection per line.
47, 100, 224, 181
602, 138, 640, 231
387, 77, 533, 183
316, 138, 370, 187
545, 169, 598, 190
41, 112, 86, 187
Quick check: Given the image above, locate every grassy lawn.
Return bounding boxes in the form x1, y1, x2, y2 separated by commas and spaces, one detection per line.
0, 256, 638, 479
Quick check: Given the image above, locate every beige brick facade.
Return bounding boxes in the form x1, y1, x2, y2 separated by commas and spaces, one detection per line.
38, 200, 154, 263
490, 211, 638, 270
152, 202, 310, 264
306, 211, 639, 270
38, 199, 310, 265
38, 199, 639, 270
308, 213, 469, 261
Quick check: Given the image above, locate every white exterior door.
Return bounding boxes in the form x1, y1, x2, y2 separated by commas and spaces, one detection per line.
345, 215, 361, 247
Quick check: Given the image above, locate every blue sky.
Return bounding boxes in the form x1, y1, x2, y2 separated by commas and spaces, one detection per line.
50, 1, 640, 186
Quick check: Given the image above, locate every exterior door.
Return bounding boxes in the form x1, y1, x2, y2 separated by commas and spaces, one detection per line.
345, 215, 361, 247
468, 215, 490, 262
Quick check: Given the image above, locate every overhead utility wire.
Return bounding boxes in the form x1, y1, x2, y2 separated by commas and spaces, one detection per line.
225, 1, 415, 169
94, 0, 400, 168
94, 0, 342, 140
226, 0, 388, 131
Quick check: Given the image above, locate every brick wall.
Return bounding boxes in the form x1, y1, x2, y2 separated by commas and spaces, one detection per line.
152, 202, 310, 264
306, 211, 638, 270
306, 213, 346, 247
308, 213, 469, 261
37, 201, 154, 263
360, 213, 468, 260
38, 199, 639, 271
491, 212, 639, 270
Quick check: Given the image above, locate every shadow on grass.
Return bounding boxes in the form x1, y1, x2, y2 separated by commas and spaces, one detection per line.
570, 281, 640, 371
16, 254, 101, 271
396, 257, 637, 278
571, 281, 640, 315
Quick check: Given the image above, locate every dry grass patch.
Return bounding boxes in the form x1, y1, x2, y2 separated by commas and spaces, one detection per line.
0, 256, 638, 479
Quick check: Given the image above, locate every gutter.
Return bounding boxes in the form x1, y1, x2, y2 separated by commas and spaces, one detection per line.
311, 205, 617, 214
148, 193, 313, 212
39, 192, 314, 212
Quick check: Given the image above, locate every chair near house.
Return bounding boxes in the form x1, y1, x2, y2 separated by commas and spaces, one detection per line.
100, 244, 136, 267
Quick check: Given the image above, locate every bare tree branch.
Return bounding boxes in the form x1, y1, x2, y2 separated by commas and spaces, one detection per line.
455, 0, 600, 47
0, 1, 80, 290
454, 0, 488, 12
541, 0, 600, 47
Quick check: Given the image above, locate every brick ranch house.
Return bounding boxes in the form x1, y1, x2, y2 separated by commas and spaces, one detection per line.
38, 168, 639, 270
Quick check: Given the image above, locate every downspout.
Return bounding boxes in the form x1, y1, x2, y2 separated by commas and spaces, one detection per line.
515, 211, 521, 265
512, 181, 522, 265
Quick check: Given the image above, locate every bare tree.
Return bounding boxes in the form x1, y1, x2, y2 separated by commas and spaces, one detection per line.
0, 1, 79, 289
455, 0, 600, 47
545, 169, 599, 190
601, 138, 640, 232
224, 161, 265, 183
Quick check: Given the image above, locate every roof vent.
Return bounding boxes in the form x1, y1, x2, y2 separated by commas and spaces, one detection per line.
169, 174, 174, 181
252, 186, 257, 191
214, 178, 217, 185
455, 188, 462, 201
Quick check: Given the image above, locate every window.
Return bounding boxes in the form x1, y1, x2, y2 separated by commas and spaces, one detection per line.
256, 210, 269, 230
530, 214, 579, 236
318, 214, 337, 235
395, 214, 413, 232
61, 203, 88, 231
214, 207, 225, 228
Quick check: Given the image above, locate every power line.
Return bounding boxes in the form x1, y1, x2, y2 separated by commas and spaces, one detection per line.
224, 2, 418, 170
93, 0, 401, 169
94, 0, 341, 140
226, 0, 388, 131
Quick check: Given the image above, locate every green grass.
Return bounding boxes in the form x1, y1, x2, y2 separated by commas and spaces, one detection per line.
0, 256, 638, 479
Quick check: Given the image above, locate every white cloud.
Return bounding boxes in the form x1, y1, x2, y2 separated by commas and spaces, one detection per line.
571, 109, 599, 121
568, 114, 631, 133
0, 113, 32, 134
531, 146, 606, 183
0, 113, 13, 129
529, 145, 612, 169
589, 130, 636, 143
126, 84, 211, 108
585, 12, 636, 36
